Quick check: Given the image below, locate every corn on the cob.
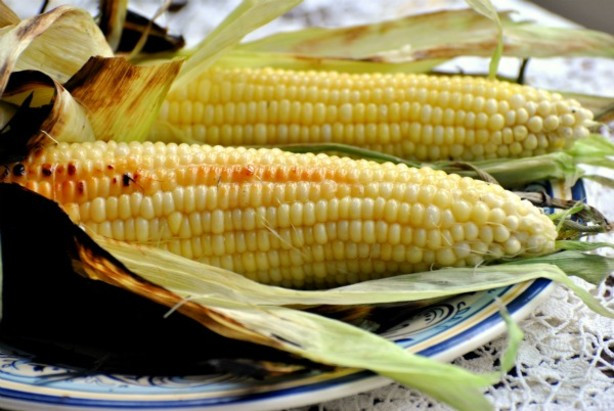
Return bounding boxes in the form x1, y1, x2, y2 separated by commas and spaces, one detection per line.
5, 141, 557, 288
154, 67, 593, 161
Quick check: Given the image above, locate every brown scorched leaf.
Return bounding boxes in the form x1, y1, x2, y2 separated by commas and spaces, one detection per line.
65, 56, 181, 142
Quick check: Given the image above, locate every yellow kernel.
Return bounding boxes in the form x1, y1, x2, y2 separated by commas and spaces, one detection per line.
375, 221, 388, 243
436, 248, 456, 265
167, 211, 183, 235
139, 197, 155, 220
509, 142, 523, 156
516, 108, 529, 123
410, 203, 425, 225
450, 200, 471, 223
470, 201, 490, 225
527, 116, 543, 133
454, 242, 472, 258
479, 226, 494, 243
211, 209, 224, 233
510, 93, 526, 109
135, 217, 149, 242
349, 221, 362, 242
406, 246, 423, 263
524, 134, 538, 150
363, 221, 376, 243
413, 228, 427, 247
427, 230, 441, 249
424, 205, 441, 228
464, 222, 479, 240
418, 185, 436, 204
494, 225, 511, 242
339, 103, 353, 123
537, 101, 552, 116
513, 125, 528, 141
485, 98, 498, 114
90, 197, 106, 223
561, 113, 575, 126
117, 194, 131, 219
488, 208, 506, 224
504, 237, 522, 254
488, 114, 505, 131
388, 223, 401, 245
474, 113, 487, 129
543, 115, 560, 131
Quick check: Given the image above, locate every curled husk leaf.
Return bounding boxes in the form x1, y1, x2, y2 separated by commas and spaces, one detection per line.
0, 5, 113, 95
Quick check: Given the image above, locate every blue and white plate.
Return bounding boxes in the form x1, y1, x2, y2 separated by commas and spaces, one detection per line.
0, 182, 580, 411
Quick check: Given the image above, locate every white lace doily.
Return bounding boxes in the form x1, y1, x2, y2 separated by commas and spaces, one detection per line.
8, 0, 614, 409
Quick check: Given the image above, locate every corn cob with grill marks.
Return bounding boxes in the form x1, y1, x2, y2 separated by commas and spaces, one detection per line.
5, 141, 557, 289
154, 67, 593, 161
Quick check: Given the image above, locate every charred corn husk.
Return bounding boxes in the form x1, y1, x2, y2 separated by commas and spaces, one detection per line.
154, 67, 594, 161
6, 141, 557, 288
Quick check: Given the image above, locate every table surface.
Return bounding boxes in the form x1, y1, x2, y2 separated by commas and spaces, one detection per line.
8, 0, 614, 409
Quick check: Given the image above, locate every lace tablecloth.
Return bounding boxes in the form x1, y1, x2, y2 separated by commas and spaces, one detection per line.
10, 0, 614, 409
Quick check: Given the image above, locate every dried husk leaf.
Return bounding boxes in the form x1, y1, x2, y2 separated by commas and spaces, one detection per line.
239, 8, 503, 61
239, 8, 614, 63
118, 10, 185, 54
0, 5, 113, 96
2, 70, 94, 147
99, 0, 129, 51
215, 49, 445, 73
464, 0, 502, 77
65, 56, 181, 142
0, 0, 19, 28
